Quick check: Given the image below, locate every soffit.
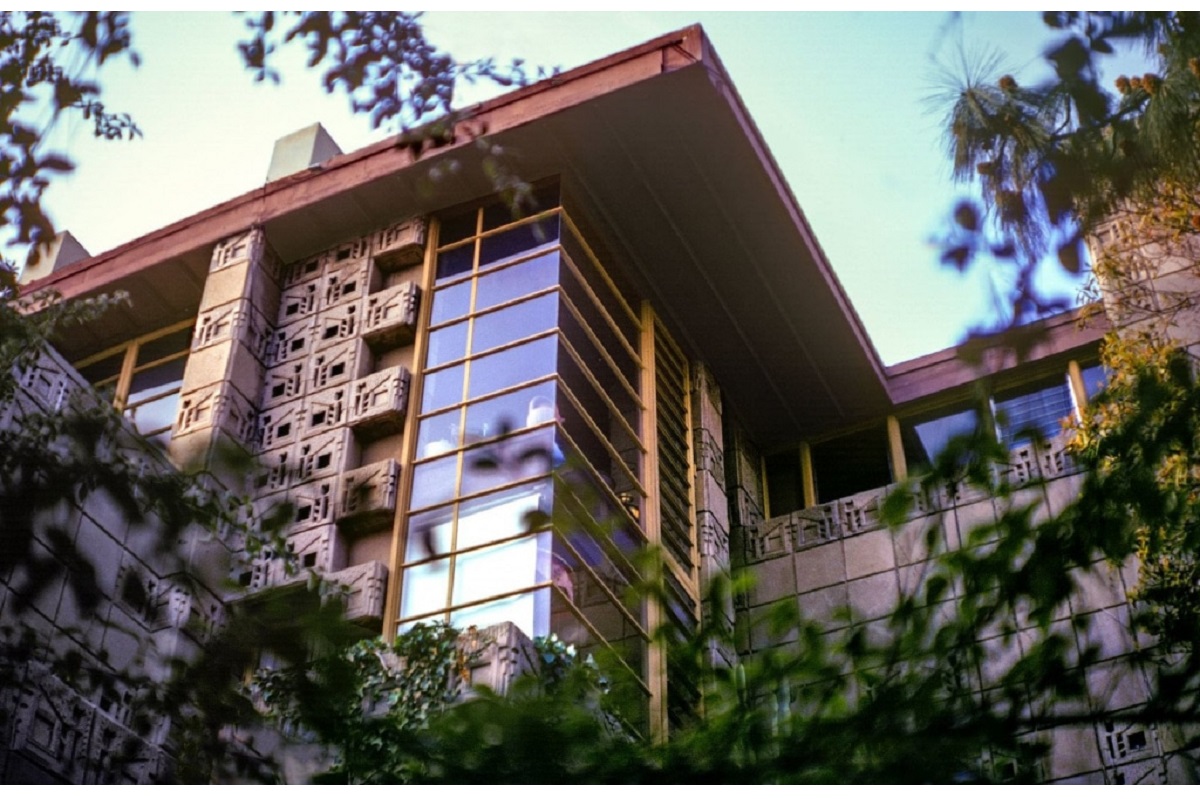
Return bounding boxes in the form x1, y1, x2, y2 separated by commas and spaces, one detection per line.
33, 28, 891, 444
259, 60, 892, 444
49, 249, 209, 362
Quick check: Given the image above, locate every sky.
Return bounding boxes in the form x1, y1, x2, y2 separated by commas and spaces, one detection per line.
21, 11, 1142, 365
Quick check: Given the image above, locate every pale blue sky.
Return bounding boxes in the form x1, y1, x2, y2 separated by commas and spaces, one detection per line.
27, 12, 1138, 364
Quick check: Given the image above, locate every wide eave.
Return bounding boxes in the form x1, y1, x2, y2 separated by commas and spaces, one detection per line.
28, 25, 891, 444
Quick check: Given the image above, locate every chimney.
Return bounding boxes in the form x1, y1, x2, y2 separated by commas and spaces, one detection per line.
19, 231, 91, 286
265, 123, 343, 182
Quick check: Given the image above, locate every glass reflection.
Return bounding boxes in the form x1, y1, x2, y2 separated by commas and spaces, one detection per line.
430, 279, 471, 325
400, 556, 450, 619
474, 252, 559, 313
479, 216, 558, 267
467, 335, 556, 400
409, 453, 460, 510
436, 243, 474, 282
426, 321, 469, 367
452, 533, 547, 606
470, 292, 558, 356
450, 589, 548, 639
416, 409, 462, 458
421, 363, 465, 412
463, 380, 556, 443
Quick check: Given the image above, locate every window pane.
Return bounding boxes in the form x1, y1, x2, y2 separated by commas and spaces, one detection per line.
439, 209, 477, 246
436, 243, 474, 282
421, 363, 465, 412
405, 509, 454, 561
463, 380, 556, 442
811, 424, 891, 505
903, 407, 980, 470
455, 484, 550, 551
1082, 363, 1108, 400
561, 227, 640, 346
452, 533, 547, 606
127, 358, 187, 404
430, 280, 472, 325
400, 557, 451, 619
450, 589, 547, 638
482, 186, 560, 230
470, 292, 558, 356
466, 335, 556, 400
479, 216, 558, 268
561, 269, 639, 387
410, 453, 460, 510
459, 428, 559, 500
765, 450, 803, 517
426, 321, 469, 367
137, 327, 193, 365
126, 391, 181, 438
77, 352, 125, 386
417, 409, 463, 459
474, 252, 559, 314
995, 379, 1073, 446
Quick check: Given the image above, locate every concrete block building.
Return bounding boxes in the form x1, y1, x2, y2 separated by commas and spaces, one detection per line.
2, 25, 1192, 783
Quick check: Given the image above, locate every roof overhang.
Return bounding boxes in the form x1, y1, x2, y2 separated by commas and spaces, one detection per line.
29, 25, 891, 443
886, 306, 1110, 410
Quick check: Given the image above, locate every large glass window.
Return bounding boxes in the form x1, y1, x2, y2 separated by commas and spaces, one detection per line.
993, 377, 1074, 446
901, 405, 981, 473
400, 188, 652, 693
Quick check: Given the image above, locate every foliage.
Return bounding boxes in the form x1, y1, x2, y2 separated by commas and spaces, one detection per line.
938, 11, 1200, 656
1, 11, 543, 263
0, 12, 140, 253
249, 423, 1188, 783
936, 13, 1200, 329
0, 273, 380, 783
237, 12, 534, 131
252, 622, 465, 784
1067, 331, 1200, 649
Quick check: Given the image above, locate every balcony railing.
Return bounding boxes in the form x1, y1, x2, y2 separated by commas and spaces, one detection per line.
747, 432, 1081, 564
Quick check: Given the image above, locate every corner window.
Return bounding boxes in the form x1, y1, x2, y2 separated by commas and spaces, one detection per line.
73, 320, 194, 443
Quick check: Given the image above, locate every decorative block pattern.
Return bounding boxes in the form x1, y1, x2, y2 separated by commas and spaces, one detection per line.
310, 339, 369, 392
18, 349, 76, 413
174, 382, 257, 445
250, 525, 341, 591
292, 480, 338, 530
373, 217, 427, 270
266, 317, 316, 366
257, 403, 305, 450
210, 229, 259, 272
280, 255, 322, 288
314, 300, 360, 350
362, 282, 420, 349
295, 428, 358, 485
261, 361, 306, 410
306, 384, 348, 434
327, 560, 389, 621
194, 299, 272, 359
348, 365, 411, 435
338, 459, 400, 532
320, 235, 371, 271
323, 260, 377, 309
279, 281, 319, 323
